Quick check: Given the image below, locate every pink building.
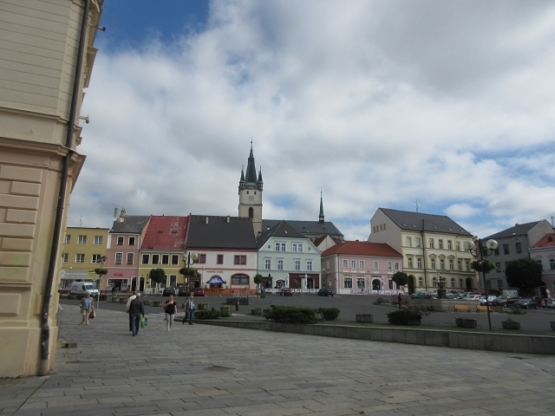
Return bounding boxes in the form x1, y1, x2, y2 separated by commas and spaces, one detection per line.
321, 241, 403, 295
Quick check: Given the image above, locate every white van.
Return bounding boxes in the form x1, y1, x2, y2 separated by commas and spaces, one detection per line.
69, 282, 99, 297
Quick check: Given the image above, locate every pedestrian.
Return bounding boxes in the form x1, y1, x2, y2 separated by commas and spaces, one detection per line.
79, 292, 94, 325
129, 293, 145, 336
183, 295, 195, 325
163, 294, 178, 332
398, 292, 402, 309
126, 291, 138, 331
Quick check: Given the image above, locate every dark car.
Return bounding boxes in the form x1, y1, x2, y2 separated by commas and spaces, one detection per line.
317, 288, 334, 297
513, 298, 538, 309
545, 298, 555, 309
162, 287, 176, 296
279, 287, 293, 296
193, 287, 205, 297
491, 295, 518, 306
177, 286, 190, 296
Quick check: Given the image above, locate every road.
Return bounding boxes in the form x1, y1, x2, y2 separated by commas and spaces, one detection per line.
60, 293, 555, 333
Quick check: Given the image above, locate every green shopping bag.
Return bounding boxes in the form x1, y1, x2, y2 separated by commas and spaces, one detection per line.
140, 316, 148, 328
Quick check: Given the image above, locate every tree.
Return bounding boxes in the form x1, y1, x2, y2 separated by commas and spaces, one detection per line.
505, 258, 543, 296
253, 274, 263, 287
392, 272, 408, 288
149, 268, 166, 293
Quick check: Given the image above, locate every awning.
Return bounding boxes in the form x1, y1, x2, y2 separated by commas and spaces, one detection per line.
206, 275, 226, 284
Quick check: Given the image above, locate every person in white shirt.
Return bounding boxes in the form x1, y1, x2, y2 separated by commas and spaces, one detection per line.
183, 295, 195, 325
126, 291, 137, 331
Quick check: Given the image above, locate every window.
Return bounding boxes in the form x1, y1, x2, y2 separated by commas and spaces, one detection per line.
503, 244, 510, 255
418, 277, 423, 287
298, 244, 303, 253
459, 279, 463, 288
117, 236, 124, 245
292, 243, 298, 252
387, 261, 392, 270
359, 260, 364, 270
264, 259, 271, 270
408, 257, 413, 268
94, 236, 103, 245
451, 278, 455, 288
495, 262, 501, 272
431, 258, 436, 269
169, 275, 177, 287
275, 242, 280, 251
281, 243, 286, 251
394, 262, 399, 270
458, 260, 462, 270
465, 260, 470, 271
447, 240, 452, 250
277, 259, 283, 270
152, 255, 159, 265
438, 239, 443, 249
142, 254, 149, 264
115, 253, 122, 265
92, 254, 102, 263
231, 274, 249, 285
64, 234, 71, 244
62, 253, 68, 263
429, 239, 434, 248
351, 260, 356, 269
344, 278, 352, 288
129, 237, 135, 246
440, 259, 445, 269
234, 255, 246, 265
171, 255, 179, 265
449, 260, 454, 270
294, 260, 301, 271
127, 253, 134, 265
76, 253, 85, 263
217, 254, 224, 264
456, 242, 460, 251
417, 258, 422, 268
357, 278, 365, 288
199, 254, 206, 264
550, 259, 555, 270
415, 237, 421, 248
406, 237, 412, 247
432, 277, 437, 287
537, 260, 543, 270
78, 235, 87, 245
162, 255, 169, 265
515, 242, 522, 254
494, 248, 499, 256
307, 260, 312, 271
342, 259, 348, 269
373, 261, 378, 270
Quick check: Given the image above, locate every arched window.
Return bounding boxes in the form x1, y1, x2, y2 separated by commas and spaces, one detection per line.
418, 277, 423, 287
459, 278, 463, 288
451, 278, 455, 288
231, 274, 249, 285
372, 279, 381, 290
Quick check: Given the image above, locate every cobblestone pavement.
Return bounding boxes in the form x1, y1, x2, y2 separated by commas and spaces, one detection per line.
2, 305, 555, 416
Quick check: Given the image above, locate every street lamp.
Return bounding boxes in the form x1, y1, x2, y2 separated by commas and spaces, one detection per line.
182, 252, 198, 292
96, 255, 107, 309
465, 238, 498, 331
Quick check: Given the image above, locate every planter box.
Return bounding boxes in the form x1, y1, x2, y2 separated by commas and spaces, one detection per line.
198, 302, 208, 310
356, 314, 373, 323
456, 318, 477, 329
152, 300, 162, 307
221, 305, 232, 313
111, 297, 119, 302
502, 321, 520, 330
251, 308, 262, 316
119, 298, 127, 304
263, 308, 271, 318
143, 299, 152, 306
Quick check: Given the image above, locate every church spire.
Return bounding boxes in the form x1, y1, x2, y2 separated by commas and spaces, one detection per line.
245, 142, 258, 184
319, 191, 325, 223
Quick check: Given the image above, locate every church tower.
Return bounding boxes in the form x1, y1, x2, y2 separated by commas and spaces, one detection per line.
238, 144, 263, 236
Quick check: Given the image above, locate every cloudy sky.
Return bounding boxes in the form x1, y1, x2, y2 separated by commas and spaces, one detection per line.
70, 0, 555, 241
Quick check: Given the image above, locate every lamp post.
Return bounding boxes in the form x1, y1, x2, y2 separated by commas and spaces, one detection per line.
465, 238, 498, 331
96, 255, 107, 309
182, 252, 198, 293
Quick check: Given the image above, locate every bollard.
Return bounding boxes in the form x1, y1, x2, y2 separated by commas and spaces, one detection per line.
235, 300, 239, 311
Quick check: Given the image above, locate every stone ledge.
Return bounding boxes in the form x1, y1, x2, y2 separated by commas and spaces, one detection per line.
196, 320, 555, 355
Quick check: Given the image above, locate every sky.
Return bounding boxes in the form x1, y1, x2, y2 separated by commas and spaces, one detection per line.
70, 0, 555, 241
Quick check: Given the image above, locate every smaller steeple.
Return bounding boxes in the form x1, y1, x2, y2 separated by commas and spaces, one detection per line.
240, 166, 245, 183
257, 166, 263, 184
319, 192, 325, 223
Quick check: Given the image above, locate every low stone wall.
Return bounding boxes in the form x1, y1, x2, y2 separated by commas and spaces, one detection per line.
197, 320, 555, 355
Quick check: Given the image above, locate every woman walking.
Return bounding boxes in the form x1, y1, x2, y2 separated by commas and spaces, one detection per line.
79, 292, 94, 325
163, 294, 178, 332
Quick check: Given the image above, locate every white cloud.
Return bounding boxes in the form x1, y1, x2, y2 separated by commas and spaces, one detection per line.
71, 0, 555, 241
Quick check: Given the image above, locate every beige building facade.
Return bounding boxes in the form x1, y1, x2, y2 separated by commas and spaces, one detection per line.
0, 0, 103, 377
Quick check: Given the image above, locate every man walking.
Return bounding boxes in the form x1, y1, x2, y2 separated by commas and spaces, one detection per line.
129, 293, 145, 336
126, 291, 138, 331
183, 295, 195, 325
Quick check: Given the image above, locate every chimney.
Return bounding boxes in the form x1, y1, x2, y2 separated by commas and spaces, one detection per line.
205, 217, 209, 224
113, 207, 118, 221
227, 216, 230, 223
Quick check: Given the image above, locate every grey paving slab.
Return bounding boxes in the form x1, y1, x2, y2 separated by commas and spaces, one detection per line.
2, 305, 555, 415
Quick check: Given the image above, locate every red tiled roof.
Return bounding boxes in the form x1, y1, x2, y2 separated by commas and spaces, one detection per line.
141, 216, 189, 251
322, 241, 401, 257
533, 233, 555, 248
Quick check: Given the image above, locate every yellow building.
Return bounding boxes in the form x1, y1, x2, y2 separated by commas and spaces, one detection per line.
0, 1, 103, 377
60, 227, 109, 288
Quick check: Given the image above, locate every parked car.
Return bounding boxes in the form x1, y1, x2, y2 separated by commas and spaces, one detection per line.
479, 295, 497, 305
545, 298, 555, 309
317, 288, 334, 297
177, 286, 190, 296
513, 298, 539, 309
193, 287, 205, 297
279, 287, 293, 296
491, 295, 518, 307
162, 287, 176, 296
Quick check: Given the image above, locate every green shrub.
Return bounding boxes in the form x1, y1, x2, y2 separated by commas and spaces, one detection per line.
317, 307, 340, 321
265, 305, 320, 324
194, 310, 229, 319
508, 308, 526, 315
387, 309, 423, 325
373, 297, 389, 305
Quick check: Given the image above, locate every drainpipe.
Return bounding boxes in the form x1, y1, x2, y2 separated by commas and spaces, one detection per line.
421, 219, 428, 291
40, 0, 91, 376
